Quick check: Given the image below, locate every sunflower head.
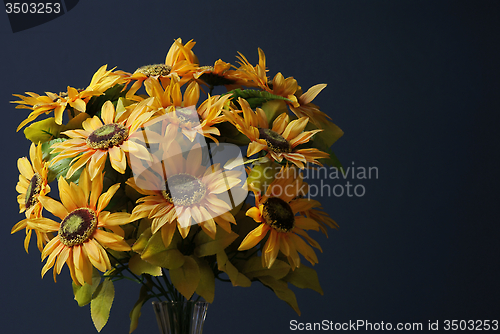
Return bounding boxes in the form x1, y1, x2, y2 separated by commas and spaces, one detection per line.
258, 128, 292, 153
86, 123, 129, 149
24, 172, 42, 212
162, 173, 207, 207
135, 64, 172, 77
58, 208, 97, 247
262, 197, 295, 233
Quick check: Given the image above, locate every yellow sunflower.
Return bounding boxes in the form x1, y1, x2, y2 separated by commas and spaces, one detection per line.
127, 140, 243, 247
14, 65, 127, 131
12, 143, 51, 252
194, 59, 242, 91
238, 166, 325, 269
232, 47, 269, 89
232, 48, 332, 128
125, 38, 198, 101
26, 168, 131, 285
141, 79, 231, 143
225, 98, 329, 168
49, 100, 155, 180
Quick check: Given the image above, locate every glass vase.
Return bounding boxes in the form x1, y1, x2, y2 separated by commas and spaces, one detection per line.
152, 301, 209, 334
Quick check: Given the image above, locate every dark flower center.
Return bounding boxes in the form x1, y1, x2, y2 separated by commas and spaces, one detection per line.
175, 106, 201, 124
262, 197, 295, 232
136, 64, 172, 77
25, 173, 42, 210
162, 173, 206, 207
58, 208, 97, 247
258, 128, 291, 153
87, 123, 128, 150
198, 66, 235, 87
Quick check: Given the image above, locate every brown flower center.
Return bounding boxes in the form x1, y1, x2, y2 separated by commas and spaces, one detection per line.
162, 173, 206, 207
262, 197, 295, 232
58, 208, 97, 247
25, 173, 42, 210
198, 65, 235, 87
258, 128, 291, 153
175, 106, 200, 124
86, 123, 128, 150
135, 64, 172, 77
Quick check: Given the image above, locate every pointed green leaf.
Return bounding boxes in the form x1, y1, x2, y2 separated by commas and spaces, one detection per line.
72, 273, 101, 307
283, 265, 324, 295
141, 231, 185, 269
41, 138, 83, 183
24, 117, 64, 143
169, 256, 200, 300
216, 122, 251, 145
129, 285, 150, 333
115, 97, 135, 120
63, 112, 90, 131
193, 257, 215, 303
242, 256, 290, 280
129, 253, 162, 276
216, 251, 251, 287
194, 226, 239, 257
132, 227, 152, 254
91, 278, 115, 332
258, 275, 301, 315
85, 84, 126, 118
260, 99, 289, 125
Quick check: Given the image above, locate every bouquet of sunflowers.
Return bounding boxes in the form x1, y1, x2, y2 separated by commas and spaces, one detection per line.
12, 38, 343, 332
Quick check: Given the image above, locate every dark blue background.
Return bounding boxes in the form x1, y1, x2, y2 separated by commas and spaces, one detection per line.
1, 1, 499, 333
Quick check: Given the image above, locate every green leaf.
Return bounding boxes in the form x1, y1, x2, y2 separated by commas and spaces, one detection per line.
72, 273, 101, 307
85, 84, 126, 118
141, 232, 185, 270
24, 117, 64, 143
129, 253, 162, 276
216, 122, 251, 145
193, 257, 215, 303
216, 251, 251, 287
246, 158, 280, 195
91, 278, 115, 332
226, 89, 293, 109
169, 256, 200, 300
258, 275, 301, 315
115, 97, 135, 120
41, 138, 83, 183
129, 285, 150, 334
302, 122, 344, 170
260, 99, 289, 125
194, 226, 239, 257
132, 227, 152, 254
63, 112, 90, 131
242, 257, 290, 280
283, 265, 324, 295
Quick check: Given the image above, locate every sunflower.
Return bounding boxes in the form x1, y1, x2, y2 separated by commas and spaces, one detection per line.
12, 143, 51, 252
232, 49, 333, 128
125, 38, 198, 101
194, 59, 241, 91
224, 98, 329, 168
26, 168, 131, 285
232, 47, 269, 89
49, 100, 155, 180
127, 140, 243, 247
14, 65, 127, 131
238, 166, 326, 269
141, 79, 231, 143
